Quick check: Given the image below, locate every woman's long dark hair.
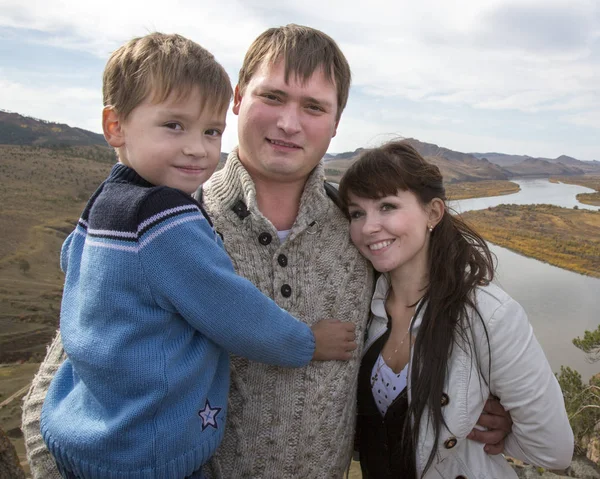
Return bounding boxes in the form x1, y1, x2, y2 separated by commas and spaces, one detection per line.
339, 140, 495, 476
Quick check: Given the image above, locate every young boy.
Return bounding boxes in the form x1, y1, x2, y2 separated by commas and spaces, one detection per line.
40, 32, 356, 479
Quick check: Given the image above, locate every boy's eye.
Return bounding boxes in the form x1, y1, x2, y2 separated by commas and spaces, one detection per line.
205, 129, 222, 137
164, 122, 183, 130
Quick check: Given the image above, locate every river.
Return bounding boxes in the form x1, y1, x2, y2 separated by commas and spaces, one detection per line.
453, 178, 600, 380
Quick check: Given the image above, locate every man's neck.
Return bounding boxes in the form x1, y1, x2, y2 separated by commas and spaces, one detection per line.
253, 176, 306, 231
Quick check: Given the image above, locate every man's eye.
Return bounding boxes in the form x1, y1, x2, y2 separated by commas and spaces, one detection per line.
307, 104, 324, 112
263, 93, 280, 102
164, 122, 183, 130
205, 129, 222, 137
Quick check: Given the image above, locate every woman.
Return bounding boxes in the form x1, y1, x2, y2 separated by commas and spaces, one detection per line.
339, 141, 573, 478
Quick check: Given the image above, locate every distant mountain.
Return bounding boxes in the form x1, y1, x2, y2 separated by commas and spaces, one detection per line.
472, 151, 600, 174
324, 140, 512, 183
503, 158, 585, 177
0, 110, 106, 147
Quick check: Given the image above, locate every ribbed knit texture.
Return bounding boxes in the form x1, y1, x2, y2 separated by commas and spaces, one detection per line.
202, 151, 374, 479
37, 163, 315, 479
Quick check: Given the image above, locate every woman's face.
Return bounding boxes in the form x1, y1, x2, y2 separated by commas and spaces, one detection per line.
347, 190, 434, 275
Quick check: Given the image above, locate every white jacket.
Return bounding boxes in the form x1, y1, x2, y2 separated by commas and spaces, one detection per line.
364, 275, 574, 478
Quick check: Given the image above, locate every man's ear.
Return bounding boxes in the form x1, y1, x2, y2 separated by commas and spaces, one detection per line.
102, 106, 125, 148
428, 198, 445, 227
332, 117, 340, 138
232, 85, 242, 116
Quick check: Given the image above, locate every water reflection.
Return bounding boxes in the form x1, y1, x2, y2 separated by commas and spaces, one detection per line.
450, 178, 600, 380
491, 244, 599, 380
452, 178, 598, 213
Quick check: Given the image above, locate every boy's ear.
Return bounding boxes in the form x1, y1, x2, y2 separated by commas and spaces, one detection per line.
102, 106, 125, 148
232, 85, 242, 116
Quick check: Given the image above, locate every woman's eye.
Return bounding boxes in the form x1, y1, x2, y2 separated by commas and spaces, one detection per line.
381, 203, 397, 211
349, 210, 363, 220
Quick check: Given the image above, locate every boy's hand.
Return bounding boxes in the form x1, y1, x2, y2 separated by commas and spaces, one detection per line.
311, 319, 357, 361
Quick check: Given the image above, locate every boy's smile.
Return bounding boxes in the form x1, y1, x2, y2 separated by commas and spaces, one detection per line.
104, 87, 226, 195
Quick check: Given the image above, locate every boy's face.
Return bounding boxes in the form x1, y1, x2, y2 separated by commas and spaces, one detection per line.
105, 87, 226, 195
232, 59, 339, 185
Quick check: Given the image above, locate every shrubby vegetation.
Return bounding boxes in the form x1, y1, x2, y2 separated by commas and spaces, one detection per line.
557, 325, 600, 455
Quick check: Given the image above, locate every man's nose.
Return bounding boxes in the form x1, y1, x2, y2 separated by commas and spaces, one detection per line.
276, 104, 301, 135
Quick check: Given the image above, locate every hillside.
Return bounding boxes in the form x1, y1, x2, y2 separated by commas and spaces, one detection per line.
324, 139, 511, 183
472, 151, 600, 174
504, 158, 585, 177
0, 110, 106, 147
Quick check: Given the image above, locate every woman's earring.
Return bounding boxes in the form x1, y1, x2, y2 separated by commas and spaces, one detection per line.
428, 225, 433, 233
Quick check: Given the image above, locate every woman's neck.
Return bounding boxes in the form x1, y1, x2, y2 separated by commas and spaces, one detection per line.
387, 263, 429, 309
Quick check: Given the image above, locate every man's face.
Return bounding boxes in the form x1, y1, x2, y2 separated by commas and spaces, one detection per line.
233, 59, 339, 184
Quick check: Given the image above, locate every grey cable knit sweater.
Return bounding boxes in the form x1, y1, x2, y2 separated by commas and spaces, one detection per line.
21, 151, 373, 479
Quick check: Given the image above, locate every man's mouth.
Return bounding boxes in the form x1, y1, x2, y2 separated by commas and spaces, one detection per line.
268, 139, 302, 149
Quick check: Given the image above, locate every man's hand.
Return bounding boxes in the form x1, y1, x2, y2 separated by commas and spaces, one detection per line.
311, 319, 357, 361
467, 397, 513, 455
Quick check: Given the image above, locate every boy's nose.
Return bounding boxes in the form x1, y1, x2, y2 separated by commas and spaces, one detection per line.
276, 104, 301, 135
183, 137, 208, 158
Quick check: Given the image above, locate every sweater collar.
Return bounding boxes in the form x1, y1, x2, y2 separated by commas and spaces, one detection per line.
205, 148, 332, 229
108, 163, 154, 188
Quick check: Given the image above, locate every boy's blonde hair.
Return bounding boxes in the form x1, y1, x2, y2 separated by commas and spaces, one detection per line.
238, 24, 351, 121
103, 32, 232, 119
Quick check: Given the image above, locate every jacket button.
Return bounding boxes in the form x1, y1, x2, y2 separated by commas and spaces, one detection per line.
281, 284, 292, 297
278, 254, 288, 267
444, 437, 458, 449
441, 393, 450, 406
258, 232, 272, 245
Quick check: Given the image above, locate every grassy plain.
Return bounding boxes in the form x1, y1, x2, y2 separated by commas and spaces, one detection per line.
462, 204, 600, 278
550, 175, 600, 207
446, 180, 520, 200
0, 144, 113, 473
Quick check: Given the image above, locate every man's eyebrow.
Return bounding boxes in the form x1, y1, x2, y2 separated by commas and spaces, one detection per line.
304, 96, 334, 109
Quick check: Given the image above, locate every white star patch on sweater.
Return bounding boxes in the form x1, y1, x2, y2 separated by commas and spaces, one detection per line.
198, 399, 221, 431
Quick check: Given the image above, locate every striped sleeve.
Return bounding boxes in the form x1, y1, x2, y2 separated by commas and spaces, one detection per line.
136, 188, 315, 368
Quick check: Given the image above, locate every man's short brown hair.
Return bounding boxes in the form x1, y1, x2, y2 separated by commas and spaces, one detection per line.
238, 24, 351, 120
103, 32, 232, 120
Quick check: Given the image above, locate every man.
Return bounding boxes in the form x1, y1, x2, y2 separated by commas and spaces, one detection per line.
23, 24, 509, 479
199, 25, 373, 478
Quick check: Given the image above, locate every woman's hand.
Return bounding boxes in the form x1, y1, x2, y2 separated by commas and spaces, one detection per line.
467, 397, 513, 454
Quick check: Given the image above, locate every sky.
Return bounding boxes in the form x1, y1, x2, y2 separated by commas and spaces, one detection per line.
0, 0, 599, 161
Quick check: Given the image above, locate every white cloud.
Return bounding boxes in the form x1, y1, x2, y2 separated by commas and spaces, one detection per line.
0, 0, 598, 159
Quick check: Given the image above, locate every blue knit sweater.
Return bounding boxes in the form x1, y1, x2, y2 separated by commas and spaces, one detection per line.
40, 163, 316, 479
